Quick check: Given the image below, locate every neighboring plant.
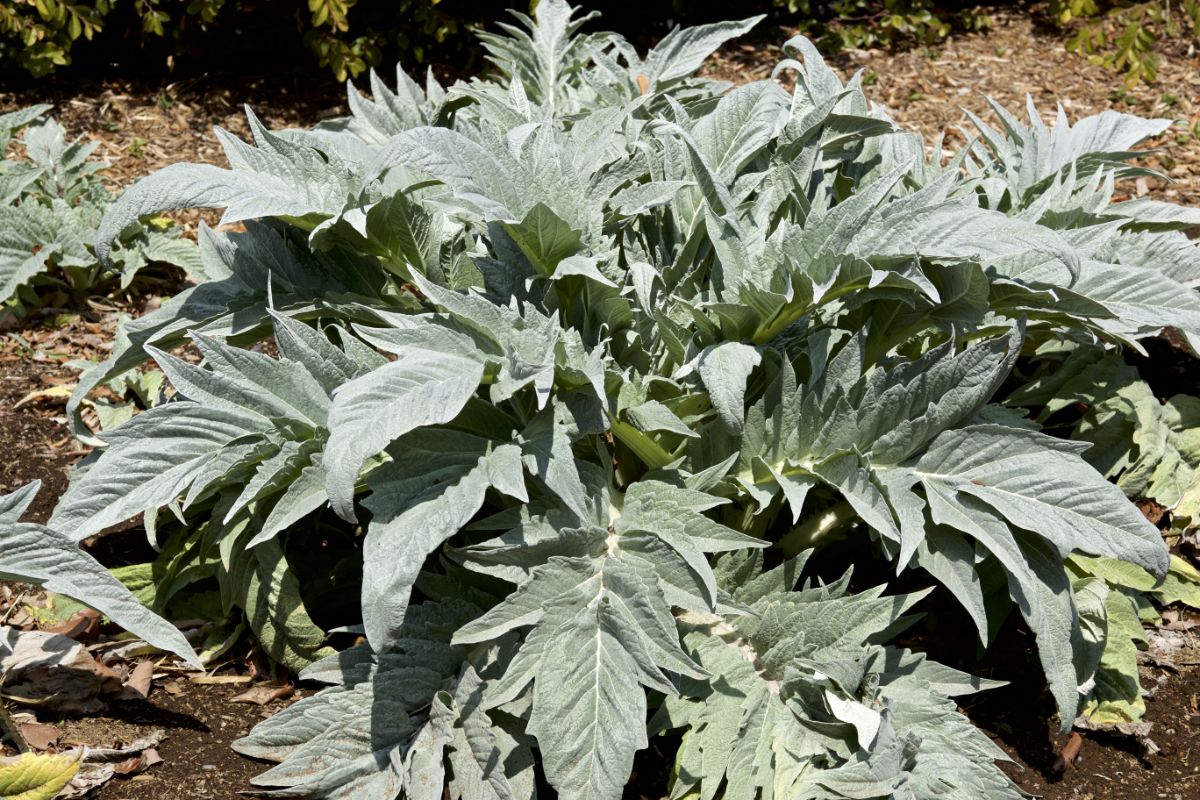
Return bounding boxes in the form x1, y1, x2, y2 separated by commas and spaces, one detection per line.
0, 105, 198, 312
0, 0, 493, 80
1049, 0, 1200, 85
1007, 339, 1200, 722
774, 0, 993, 51
18, 1, 1200, 797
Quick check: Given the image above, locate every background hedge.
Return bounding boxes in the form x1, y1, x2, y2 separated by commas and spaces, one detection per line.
0, 0, 1195, 85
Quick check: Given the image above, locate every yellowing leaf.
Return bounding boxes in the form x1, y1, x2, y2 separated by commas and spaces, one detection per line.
12, 384, 74, 410
145, 215, 175, 231
1082, 590, 1147, 724
0, 751, 81, 800
1154, 555, 1200, 609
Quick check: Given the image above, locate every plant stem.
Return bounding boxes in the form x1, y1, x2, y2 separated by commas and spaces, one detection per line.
775, 500, 857, 556
610, 418, 675, 470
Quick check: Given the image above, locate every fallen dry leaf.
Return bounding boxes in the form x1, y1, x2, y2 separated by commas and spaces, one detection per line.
231, 683, 294, 705
58, 763, 114, 799
82, 731, 165, 762
18, 721, 59, 751
189, 673, 253, 685
57, 732, 167, 799
11, 384, 74, 410
122, 660, 155, 700
2, 608, 35, 630
44, 610, 102, 641
112, 755, 144, 775
0, 626, 123, 715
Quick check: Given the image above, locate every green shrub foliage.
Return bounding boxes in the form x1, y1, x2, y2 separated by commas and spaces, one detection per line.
0, 105, 197, 311
3, 0, 1188, 86
1049, 0, 1200, 85
5, 1, 1200, 797
773, 0, 993, 51
0, 0, 484, 80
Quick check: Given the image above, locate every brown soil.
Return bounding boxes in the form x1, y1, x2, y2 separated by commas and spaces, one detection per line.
79, 683, 296, 799
7, 678, 299, 799
0, 348, 83, 523
947, 618, 1200, 800
1028, 665, 1200, 799
0, 78, 343, 193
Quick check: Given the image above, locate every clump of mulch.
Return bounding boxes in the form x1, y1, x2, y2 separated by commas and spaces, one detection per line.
0, 77, 345, 191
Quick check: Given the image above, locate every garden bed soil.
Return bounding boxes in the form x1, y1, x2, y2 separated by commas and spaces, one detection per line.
926, 611, 1200, 800
59, 681, 291, 800
3, 4, 1200, 798
0, 342, 86, 523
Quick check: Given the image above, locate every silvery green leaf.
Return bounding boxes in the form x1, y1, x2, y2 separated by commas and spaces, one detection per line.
0, 167, 45, 205
624, 400, 697, 438
862, 324, 1023, 465
1070, 259, 1200, 339
501, 202, 582, 276
663, 564, 1023, 800
146, 339, 324, 430
446, 667, 535, 800
0, 203, 90, 302
329, 65, 440, 144
912, 446, 1146, 727
97, 160, 345, 261
360, 438, 524, 650
1106, 197, 1200, 230
1098, 230, 1200, 287
225, 439, 318, 521
324, 331, 487, 519
640, 16, 764, 86
50, 403, 267, 541
233, 602, 479, 799
0, 482, 200, 668
519, 403, 591, 522
618, 480, 766, 608
123, 227, 203, 279
913, 425, 1168, 578
966, 100, 1171, 199
226, 529, 336, 672
695, 341, 761, 433
691, 80, 789, 182
0, 104, 52, 149
475, 0, 606, 108
549, 254, 617, 287
608, 180, 693, 216
368, 126, 525, 222
270, 312, 369, 393
504, 560, 678, 800
249, 463, 331, 548
911, 523, 994, 644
